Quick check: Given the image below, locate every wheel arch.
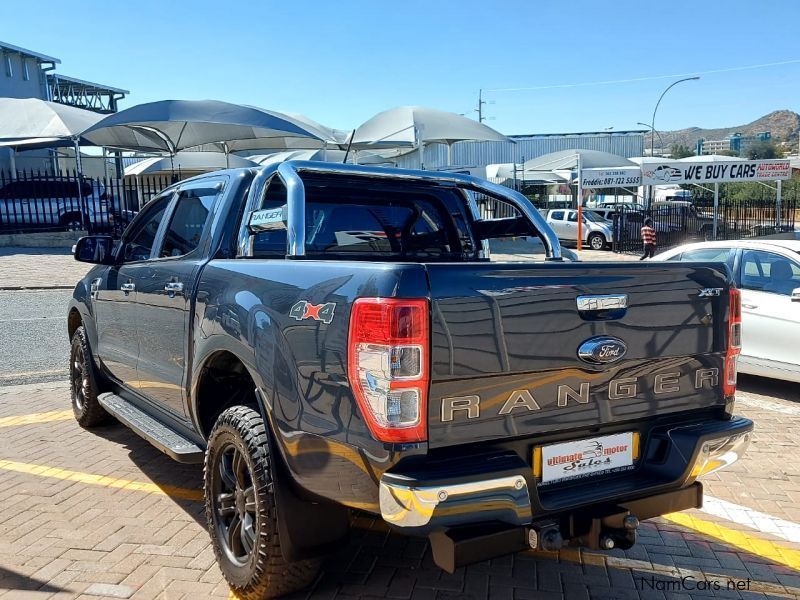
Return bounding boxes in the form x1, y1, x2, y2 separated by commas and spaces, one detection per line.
191, 348, 265, 440
68, 306, 83, 339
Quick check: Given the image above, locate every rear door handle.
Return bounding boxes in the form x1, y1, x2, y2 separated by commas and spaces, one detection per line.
164, 281, 184, 296
120, 282, 135, 293
742, 303, 758, 309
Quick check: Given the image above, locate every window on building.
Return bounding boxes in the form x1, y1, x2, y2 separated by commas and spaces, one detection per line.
4, 53, 12, 78
22, 60, 29, 81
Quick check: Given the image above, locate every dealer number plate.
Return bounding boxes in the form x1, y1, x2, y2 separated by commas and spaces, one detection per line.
538, 432, 636, 485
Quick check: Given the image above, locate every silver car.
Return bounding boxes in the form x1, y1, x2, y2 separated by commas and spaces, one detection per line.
544, 208, 613, 250
0, 177, 110, 230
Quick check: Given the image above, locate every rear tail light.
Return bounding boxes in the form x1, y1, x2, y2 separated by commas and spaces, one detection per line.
347, 298, 429, 443
724, 288, 741, 397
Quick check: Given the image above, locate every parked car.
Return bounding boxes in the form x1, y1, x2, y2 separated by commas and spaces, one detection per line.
68, 162, 751, 598
0, 176, 113, 232
544, 208, 613, 249
655, 239, 800, 383
651, 200, 724, 240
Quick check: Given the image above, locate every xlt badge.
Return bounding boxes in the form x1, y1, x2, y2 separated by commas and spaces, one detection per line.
577, 335, 627, 365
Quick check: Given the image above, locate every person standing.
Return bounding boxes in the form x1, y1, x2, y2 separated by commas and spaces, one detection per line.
640, 218, 656, 260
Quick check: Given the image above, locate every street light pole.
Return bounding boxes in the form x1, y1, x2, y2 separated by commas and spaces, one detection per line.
650, 77, 700, 156
637, 122, 664, 156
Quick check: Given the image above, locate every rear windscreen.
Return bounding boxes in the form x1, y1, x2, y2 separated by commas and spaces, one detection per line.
252, 174, 476, 259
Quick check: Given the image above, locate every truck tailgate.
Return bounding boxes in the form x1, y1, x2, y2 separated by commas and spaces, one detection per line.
426, 262, 732, 449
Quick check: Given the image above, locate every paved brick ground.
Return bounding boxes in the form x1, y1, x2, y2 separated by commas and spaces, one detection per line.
0, 380, 799, 599
0, 248, 91, 290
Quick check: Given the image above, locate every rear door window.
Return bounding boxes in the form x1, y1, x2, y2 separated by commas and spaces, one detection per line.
550, 211, 564, 221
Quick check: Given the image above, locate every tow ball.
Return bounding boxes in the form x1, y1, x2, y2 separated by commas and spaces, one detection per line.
598, 514, 640, 550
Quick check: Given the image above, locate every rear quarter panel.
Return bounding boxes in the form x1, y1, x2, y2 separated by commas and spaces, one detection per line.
192, 259, 429, 510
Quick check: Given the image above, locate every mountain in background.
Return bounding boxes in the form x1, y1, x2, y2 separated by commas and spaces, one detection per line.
647, 110, 800, 150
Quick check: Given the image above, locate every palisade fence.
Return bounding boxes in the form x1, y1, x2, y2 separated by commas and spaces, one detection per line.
477, 176, 799, 254
612, 198, 798, 254
0, 169, 174, 236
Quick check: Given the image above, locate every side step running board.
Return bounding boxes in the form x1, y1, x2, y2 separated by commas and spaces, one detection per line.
98, 393, 204, 464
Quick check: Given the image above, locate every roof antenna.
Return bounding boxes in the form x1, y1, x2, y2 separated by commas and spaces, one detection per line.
342, 129, 356, 164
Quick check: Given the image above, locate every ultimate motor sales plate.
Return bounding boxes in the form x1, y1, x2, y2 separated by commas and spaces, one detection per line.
539, 432, 636, 485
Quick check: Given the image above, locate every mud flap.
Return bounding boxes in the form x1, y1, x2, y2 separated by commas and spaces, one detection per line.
257, 395, 350, 562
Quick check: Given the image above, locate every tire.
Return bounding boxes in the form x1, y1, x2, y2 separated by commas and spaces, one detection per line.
205, 406, 320, 599
69, 326, 108, 427
60, 213, 84, 231
588, 232, 606, 250
701, 226, 714, 241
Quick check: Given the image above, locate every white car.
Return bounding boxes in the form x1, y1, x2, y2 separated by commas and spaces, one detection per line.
0, 176, 111, 231
544, 208, 613, 250
654, 240, 800, 383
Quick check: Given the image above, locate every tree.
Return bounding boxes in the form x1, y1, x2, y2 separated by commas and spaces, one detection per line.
745, 140, 779, 159
670, 144, 694, 159
719, 149, 738, 157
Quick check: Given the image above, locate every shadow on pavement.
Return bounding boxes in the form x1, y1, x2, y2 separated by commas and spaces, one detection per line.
0, 565, 67, 593
85, 416, 800, 598
739, 373, 800, 402
88, 421, 206, 525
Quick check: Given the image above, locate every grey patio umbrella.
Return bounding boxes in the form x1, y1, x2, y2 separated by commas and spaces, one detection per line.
187, 111, 346, 154
350, 106, 512, 167
0, 97, 104, 173
82, 100, 333, 161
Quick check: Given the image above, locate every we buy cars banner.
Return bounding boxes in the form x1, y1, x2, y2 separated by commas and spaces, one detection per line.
641, 159, 791, 186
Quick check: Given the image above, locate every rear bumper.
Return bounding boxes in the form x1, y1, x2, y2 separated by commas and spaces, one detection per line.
379, 416, 753, 532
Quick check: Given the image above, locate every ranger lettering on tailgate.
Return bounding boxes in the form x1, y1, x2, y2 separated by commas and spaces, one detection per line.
441, 368, 720, 421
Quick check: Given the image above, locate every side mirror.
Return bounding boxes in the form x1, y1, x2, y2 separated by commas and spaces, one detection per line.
73, 235, 115, 265
792, 288, 800, 302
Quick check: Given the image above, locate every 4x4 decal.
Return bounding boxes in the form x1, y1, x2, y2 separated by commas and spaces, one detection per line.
289, 301, 336, 324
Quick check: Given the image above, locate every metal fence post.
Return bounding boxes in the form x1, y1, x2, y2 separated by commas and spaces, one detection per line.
712, 183, 719, 240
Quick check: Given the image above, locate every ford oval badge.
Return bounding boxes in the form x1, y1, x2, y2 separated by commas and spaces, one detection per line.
577, 336, 627, 365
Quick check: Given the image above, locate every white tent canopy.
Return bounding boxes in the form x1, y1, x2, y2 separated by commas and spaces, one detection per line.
246, 148, 391, 167
524, 149, 637, 172
123, 151, 257, 177
351, 106, 511, 168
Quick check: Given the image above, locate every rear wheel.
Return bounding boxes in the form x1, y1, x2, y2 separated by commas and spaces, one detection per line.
69, 326, 108, 427
205, 406, 320, 599
588, 232, 606, 250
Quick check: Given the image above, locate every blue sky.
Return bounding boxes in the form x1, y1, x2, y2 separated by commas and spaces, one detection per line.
3, 0, 798, 135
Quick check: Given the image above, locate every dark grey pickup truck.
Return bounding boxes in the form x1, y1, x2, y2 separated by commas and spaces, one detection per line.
68, 161, 752, 599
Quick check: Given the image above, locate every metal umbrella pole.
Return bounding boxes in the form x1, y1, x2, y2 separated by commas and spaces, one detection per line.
713, 183, 719, 240
72, 136, 86, 230
576, 153, 583, 251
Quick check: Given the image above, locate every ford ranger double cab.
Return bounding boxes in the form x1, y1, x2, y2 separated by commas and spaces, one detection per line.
68, 161, 753, 599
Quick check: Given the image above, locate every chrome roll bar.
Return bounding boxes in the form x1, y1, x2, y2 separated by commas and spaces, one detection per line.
238, 160, 562, 261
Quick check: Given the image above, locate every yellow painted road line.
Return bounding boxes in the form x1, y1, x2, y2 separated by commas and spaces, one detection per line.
0, 409, 73, 428
0, 459, 203, 501
663, 511, 800, 571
